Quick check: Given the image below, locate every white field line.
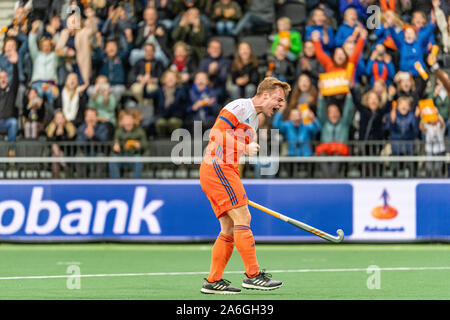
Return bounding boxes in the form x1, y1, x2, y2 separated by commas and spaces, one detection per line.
0, 266, 449, 281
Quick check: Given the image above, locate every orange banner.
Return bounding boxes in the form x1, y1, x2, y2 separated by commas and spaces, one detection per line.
419, 99, 438, 123
319, 71, 350, 96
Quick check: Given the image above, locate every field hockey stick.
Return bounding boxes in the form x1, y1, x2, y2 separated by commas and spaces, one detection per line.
248, 200, 344, 243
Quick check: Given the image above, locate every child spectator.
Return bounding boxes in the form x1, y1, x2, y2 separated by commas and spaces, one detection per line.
143, 70, 187, 137
169, 41, 198, 84
28, 20, 59, 106
0, 51, 19, 145
271, 17, 302, 61
305, 8, 335, 54
23, 87, 46, 139
229, 42, 259, 100
87, 76, 118, 136
45, 110, 76, 178
296, 40, 325, 85
428, 74, 450, 124
419, 113, 446, 176
130, 43, 165, 106
266, 45, 296, 86
366, 44, 396, 87
211, 0, 242, 36
110, 109, 148, 179
198, 39, 230, 104
393, 72, 419, 110
386, 15, 435, 97
385, 96, 419, 155
411, 10, 436, 52
56, 72, 88, 127
188, 72, 218, 129
272, 104, 321, 157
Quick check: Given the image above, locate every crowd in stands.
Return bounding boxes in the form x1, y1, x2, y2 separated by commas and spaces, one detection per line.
0, 0, 449, 178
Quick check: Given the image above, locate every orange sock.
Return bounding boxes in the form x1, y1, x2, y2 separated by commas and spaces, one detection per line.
207, 232, 234, 282
233, 225, 259, 278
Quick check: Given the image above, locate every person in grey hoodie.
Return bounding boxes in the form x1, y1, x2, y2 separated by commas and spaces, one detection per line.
231, 0, 274, 36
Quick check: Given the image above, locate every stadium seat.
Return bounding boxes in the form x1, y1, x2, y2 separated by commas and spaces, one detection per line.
276, 1, 307, 31
211, 36, 236, 60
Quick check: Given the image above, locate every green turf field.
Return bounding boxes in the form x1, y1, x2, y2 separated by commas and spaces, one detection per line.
0, 243, 449, 300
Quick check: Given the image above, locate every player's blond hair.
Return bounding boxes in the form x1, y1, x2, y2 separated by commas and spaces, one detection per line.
256, 77, 291, 97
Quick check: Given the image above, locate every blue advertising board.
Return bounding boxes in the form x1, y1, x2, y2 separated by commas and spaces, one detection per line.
0, 180, 448, 241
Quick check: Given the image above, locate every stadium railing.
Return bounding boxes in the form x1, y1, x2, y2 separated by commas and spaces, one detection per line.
0, 139, 449, 179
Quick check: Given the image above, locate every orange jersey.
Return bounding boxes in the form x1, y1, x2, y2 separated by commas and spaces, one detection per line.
203, 98, 258, 167
200, 98, 258, 218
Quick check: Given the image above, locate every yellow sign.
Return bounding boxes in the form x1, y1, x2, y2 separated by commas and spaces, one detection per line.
419, 99, 438, 123
319, 71, 350, 96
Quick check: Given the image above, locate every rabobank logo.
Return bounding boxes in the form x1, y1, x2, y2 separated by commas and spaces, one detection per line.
0, 186, 163, 237
370, 189, 398, 220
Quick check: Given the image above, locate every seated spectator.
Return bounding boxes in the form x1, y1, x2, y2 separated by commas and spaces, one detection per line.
92, 37, 132, 102
289, 74, 318, 113
171, 7, 207, 62
55, 11, 97, 87
432, 0, 450, 53
28, 20, 59, 106
76, 108, 110, 142
0, 51, 19, 146
316, 90, 355, 177
45, 110, 76, 178
211, 0, 242, 36
385, 15, 435, 97
56, 72, 88, 127
266, 45, 296, 86
384, 96, 419, 155
187, 72, 218, 129
428, 73, 450, 124
169, 41, 198, 84
271, 17, 302, 61
373, 79, 389, 107
143, 69, 187, 137
229, 42, 259, 100
305, 8, 335, 54
130, 43, 165, 106
172, 0, 212, 32
23, 87, 46, 140
109, 109, 148, 179
272, 104, 321, 157
335, 7, 361, 47
295, 40, 325, 85
130, 7, 170, 67
42, 15, 62, 46
231, 0, 275, 36
419, 113, 446, 176
366, 44, 396, 87
198, 39, 230, 103
87, 75, 118, 136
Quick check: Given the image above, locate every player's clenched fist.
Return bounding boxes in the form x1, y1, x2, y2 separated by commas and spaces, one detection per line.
245, 142, 260, 156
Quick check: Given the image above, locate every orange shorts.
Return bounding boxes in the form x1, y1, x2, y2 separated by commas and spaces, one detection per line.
200, 159, 248, 219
